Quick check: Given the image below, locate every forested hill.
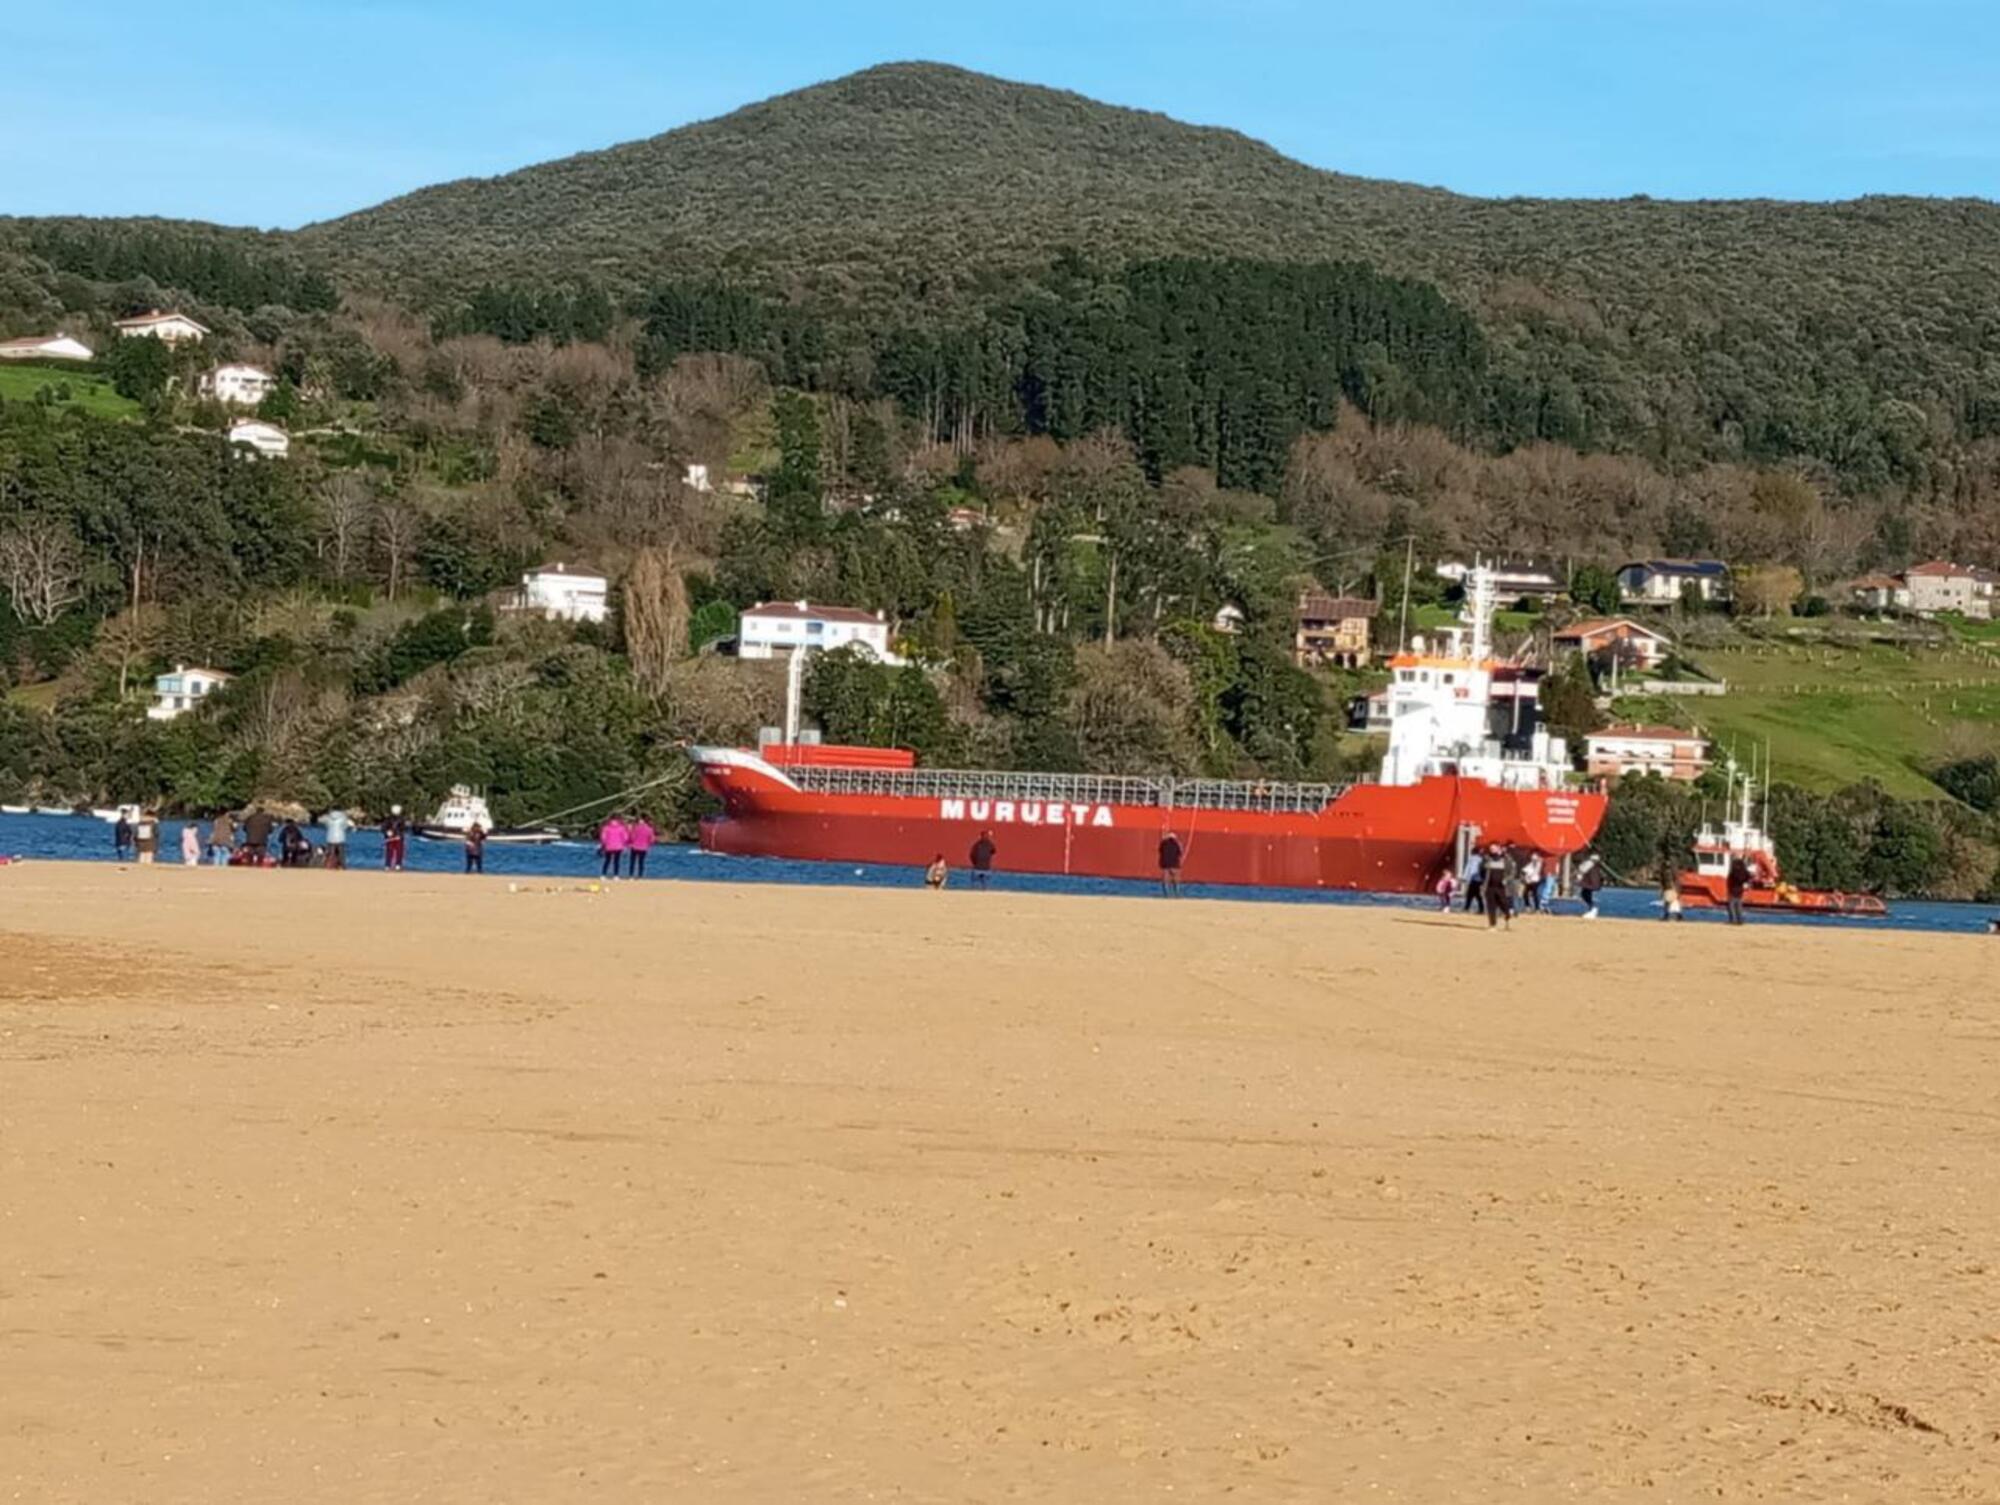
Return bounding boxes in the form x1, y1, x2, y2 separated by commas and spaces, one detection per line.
289, 61, 2000, 478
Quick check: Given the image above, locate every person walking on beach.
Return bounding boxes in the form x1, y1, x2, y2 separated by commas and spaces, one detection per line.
322, 806, 350, 870
1521, 851, 1544, 913
1158, 831, 1184, 896
1578, 856, 1604, 919
925, 853, 949, 889
1461, 849, 1485, 914
208, 810, 235, 866
133, 809, 159, 865
1726, 854, 1752, 926
1434, 868, 1456, 912
381, 806, 407, 872
113, 812, 134, 863
280, 819, 312, 868
598, 813, 628, 878
180, 820, 201, 868
464, 820, 486, 875
969, 830, 996, 890
626, 814, 655, 878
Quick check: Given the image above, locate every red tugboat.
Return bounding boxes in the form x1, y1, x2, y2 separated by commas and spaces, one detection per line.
1678, 771, 1889, 919
690, 566, 1607, 894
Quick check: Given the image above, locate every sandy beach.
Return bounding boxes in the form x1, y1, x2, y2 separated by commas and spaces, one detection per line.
2, 864, 1996, 1502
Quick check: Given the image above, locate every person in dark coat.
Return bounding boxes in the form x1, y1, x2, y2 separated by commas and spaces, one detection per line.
1726, 854, 1752, 926
1158, 832, 1184, 896
242, 808, 275, 865
113, 813, 134, 862
464, 821, 487, 875
969, 830, 996, 890
1481, 846, 1513, 930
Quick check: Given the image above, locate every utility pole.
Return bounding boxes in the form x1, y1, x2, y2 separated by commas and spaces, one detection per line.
1397, 535, 1416, 652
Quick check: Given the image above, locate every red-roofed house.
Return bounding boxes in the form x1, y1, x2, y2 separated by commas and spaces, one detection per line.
1905, 561, 1990, 620
1846, 573, 1911, 613
1584, 725, 1712, 782
739, 601, 901, 664
1551, 617, 1672, 671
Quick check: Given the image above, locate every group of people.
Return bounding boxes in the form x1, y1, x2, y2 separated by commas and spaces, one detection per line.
924, 828, 1189, 895
1441, 847, 1605, 929
595, 813, 656, 878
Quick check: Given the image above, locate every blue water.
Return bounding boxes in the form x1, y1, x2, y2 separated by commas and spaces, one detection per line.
1, 812, 1993, 935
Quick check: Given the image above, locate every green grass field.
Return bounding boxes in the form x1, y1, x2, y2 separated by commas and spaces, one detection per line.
0, 364, 141, 418
1620, 641, 2000, 797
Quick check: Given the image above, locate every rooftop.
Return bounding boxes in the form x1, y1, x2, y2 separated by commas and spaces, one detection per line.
1623, 558, 1729, 577
1907, 560, 1979, 578
1295, 593, 1380, 621
1589, 724, 1705, 744
1553, 617, 1669, 641
745, 600, 886, 624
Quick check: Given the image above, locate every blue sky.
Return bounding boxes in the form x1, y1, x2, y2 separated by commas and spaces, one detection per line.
5, 0, 1999, 227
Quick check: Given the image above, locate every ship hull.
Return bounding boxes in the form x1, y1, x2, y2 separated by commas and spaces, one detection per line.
1678, 874, 1888, 918
692, 749, 1606, 894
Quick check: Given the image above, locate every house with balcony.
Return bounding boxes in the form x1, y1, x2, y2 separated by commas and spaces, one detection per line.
1618, 558, 1731, 606
115, 310, 209, 345
1584, 724, 1712, 782
148, 665, 232, 721
738, 601, 901, 664
1292, 592, 1379, 667
507, 562, 609, 624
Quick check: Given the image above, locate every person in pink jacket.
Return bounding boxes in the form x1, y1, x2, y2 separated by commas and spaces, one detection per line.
626, 814, 656, 878
598, 814, 629, 879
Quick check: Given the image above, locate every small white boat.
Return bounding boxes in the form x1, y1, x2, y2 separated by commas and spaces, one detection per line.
413, 785, 559, 845
95, 804, 143, 824
35, 805, 73, 817
0, 804, 29, 815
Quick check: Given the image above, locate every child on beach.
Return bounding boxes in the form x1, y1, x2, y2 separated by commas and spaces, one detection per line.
1434, 870, 1456, 911
180, 822, 201, 867
925, 854, 948, 889
1660, 876, 1684, 922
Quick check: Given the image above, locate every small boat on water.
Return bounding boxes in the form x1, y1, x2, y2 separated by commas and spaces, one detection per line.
93, 804, 143, 824
1678, 773, 1888, 919
412, 785, 560, 845
0, 804, 29, 816
34, 805, 73, 817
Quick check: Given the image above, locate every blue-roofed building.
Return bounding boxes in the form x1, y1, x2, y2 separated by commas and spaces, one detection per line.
1617, 559, 1731, 606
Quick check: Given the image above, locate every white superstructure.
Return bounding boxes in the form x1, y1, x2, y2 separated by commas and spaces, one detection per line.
1378, 563, 1572, 790
425, 785, 495, 833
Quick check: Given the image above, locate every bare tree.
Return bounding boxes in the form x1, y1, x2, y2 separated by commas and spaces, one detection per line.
623, 546, 689, 698
94, 605, 165, 700
0, 515, 86, 626
317, 472, 372, 582
373, 496, 423, 602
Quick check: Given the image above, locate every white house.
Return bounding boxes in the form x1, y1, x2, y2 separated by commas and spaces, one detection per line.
738, 601, 901, 664
509, 562, 609, 624
1584, 724, 1712, 783
0, 333, 94, 362
227, 418, 290, 459
148, 665, 232, 721
115, 310, 209, 345
200, 364, 276, 407
1436, 556, 1566, 601
1904, 561, 1992, 620
1618, 558, 1731, 605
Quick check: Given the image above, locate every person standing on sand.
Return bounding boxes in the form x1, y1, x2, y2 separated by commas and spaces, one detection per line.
627, 814, 655, 878
598, 813, 628, 879
113, 812, 134, 862
243, 808, 275, 865
208, 810, 235, 866
1461, 849, 1484, 914
1660, 875, 1684, 922
1158, 832, 1184, 896
1521, 851, 1544, 913
381, 806, 407, 872
133, 809, 159, 865
1726, 854, 1752, 926
970, 830, 996, 890
925, 853, 948, 889
1578, 856, 1604, 919
464, 820, 487, 875
180, 821, 201, 868
1482, 846, 1512, 930
322, 806, 350, 871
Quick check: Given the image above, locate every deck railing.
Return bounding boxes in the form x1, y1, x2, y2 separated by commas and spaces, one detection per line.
788, 763, 1344, 814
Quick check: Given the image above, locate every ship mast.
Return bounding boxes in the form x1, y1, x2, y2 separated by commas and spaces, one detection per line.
1465, 559, 1496, 664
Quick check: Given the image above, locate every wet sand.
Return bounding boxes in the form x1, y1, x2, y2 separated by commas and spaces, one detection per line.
2, 863, 1996, 1502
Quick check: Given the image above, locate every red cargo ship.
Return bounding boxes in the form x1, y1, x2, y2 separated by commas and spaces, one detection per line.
691, 566, 1607, 893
